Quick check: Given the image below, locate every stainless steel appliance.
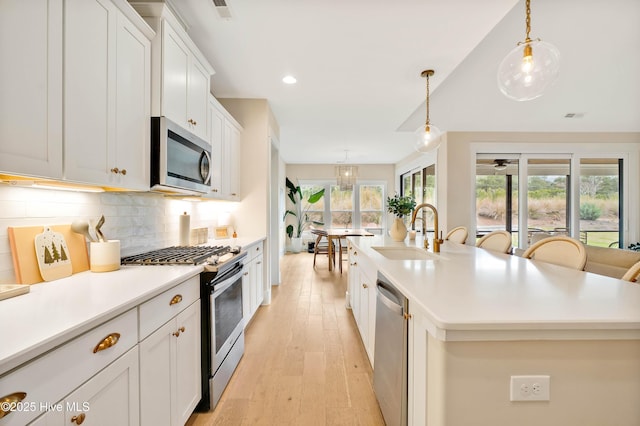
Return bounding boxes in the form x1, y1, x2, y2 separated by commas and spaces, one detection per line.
121, 245, 247, 412
373, 272, 409, 426
150, 116, 212, 195
198, 251, 247, 410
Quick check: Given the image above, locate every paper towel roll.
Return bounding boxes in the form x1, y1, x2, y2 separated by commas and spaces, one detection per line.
179, 212, 190, 246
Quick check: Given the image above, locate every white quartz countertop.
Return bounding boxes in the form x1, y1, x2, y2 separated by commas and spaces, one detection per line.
349, 235, 640, 341
0, 236, 265, 377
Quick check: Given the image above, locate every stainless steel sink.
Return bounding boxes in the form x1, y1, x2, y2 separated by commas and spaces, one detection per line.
371, 246, 446, 260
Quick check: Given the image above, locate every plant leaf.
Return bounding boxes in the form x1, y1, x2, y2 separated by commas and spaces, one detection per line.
307, 188, 325, 204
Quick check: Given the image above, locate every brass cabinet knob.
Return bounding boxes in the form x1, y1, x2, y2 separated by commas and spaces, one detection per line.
110, 167, 119, 174
350, 262, 357, 266
188, 119, 197, 126
169, 294, 183, 306
403, 313, 413, 320
120, 169, 127, 175
93, 333, 120, 353
212, 189, 218, 192
173, 326, 186, 337
0, 392, 27, 419
362, 283, 368, 289
243, 272, 249, 276
71, 413, 86, 424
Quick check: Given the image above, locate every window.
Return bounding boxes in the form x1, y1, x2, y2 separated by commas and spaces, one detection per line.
401, 165, 436, 230
474, 154, 625, 249
300, 181, 385, 233
579, 159, 621, 247
301, 184, 325, 224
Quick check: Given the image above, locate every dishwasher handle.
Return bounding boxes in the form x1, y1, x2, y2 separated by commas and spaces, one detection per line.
376, 280, 404, 315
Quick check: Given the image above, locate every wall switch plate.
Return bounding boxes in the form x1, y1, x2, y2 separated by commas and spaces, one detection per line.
510, 375, 550, 401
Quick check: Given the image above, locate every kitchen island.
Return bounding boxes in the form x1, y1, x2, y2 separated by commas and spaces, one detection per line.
348, 235, 640, 426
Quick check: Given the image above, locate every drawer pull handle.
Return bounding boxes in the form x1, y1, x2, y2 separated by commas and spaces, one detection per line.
71, 413, 86, 424
173, 326, 186, 337
170, 294, 183, 306
93, 333, 120, 353
350, 262, 357, 266
0, 392, 27, 419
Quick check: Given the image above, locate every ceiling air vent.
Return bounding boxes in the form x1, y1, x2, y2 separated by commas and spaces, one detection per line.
212, 0, 232, 19
564, 113, 585, 119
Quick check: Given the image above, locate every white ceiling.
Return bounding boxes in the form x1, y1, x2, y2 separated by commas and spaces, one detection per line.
169, 0, 640, 165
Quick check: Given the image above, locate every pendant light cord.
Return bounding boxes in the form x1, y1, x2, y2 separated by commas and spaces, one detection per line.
425, 72, 430, 127
525, 0, 532, 43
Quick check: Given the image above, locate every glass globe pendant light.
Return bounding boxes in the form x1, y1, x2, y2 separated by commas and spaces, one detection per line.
497, 0, 560, 101
414, 69, 442, 153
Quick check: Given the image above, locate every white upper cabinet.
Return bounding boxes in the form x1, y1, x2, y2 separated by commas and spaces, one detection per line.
0, 0, 152, 190
205, 95, 242, 200
64, 0, 151, 190
132, 2, 214, 141
0, 0, 63, 179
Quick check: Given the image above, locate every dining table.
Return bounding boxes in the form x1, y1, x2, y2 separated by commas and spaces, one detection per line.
325, 228, 375, 272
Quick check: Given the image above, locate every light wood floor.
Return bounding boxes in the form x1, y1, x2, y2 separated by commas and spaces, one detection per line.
186, 252, 385, 426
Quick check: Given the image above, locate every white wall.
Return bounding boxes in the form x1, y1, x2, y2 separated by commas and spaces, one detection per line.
0, 186, 235, 283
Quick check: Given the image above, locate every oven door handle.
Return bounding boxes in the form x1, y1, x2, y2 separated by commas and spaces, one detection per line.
212, 266, 244, 297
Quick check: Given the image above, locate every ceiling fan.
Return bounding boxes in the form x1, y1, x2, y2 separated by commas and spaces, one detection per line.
493, 159, 509, 171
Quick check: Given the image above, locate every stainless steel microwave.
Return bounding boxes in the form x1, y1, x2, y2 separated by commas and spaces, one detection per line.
150, 116, 212, 195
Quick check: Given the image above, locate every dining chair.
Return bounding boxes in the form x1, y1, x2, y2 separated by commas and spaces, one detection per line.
476, 230, 512, 254
522, 236, 587, 270
311, 229, 335, 269
621, 260, 640, 283
445, 226, 468, 244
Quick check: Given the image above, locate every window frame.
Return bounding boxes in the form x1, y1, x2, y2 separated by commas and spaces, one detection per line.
299, 180, 387, 233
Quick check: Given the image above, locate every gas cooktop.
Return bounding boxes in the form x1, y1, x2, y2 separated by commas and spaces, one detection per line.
120, 245, 231, 265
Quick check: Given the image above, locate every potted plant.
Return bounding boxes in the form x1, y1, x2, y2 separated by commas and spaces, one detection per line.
387, 193, 416, 241
284, 177, 325, 252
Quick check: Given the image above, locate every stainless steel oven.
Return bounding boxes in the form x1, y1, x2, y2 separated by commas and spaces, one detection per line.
150, 116, 212, 195
198, 251, 247, 411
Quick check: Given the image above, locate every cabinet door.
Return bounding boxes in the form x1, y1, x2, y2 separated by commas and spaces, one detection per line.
64, 0, 116, 185
174, 302, 201, 426
187, 57, 209, 140
242, 259, 253, 327
162, 22, 189, 127
227, 124, 241, 200
64, 347, 140, 426
29, 410, 64, 426
0, 0, 63, 179
139, 320, 175, 426
207, 100, 224, 195
252, 253, 264, 312
114, 12, 150, 190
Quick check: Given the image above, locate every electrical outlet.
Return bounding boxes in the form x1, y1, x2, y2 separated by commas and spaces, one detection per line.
510, 375, 550, 401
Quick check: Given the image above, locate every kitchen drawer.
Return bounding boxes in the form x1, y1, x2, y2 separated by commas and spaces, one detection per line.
0, 308, 137, 426
138, 275, 199, 340
244, 242, 262, 262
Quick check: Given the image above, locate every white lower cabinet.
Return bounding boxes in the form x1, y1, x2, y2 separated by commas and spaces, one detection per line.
349, 244, 376, 365
0, 309, 138, 426
242, 242, 264, 327
31, 346, 140, 426
139, 288, 201, 426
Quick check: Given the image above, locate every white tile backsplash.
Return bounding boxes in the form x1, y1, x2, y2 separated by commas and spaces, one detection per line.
0, 186, 235, 283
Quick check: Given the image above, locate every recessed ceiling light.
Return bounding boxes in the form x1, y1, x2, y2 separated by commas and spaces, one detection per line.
282, 75, 297, 84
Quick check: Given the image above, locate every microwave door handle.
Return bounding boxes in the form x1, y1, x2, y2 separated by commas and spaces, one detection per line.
200, 150, 212, 185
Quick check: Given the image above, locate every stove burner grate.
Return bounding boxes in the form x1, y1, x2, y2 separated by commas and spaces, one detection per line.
120, 245, 230, 265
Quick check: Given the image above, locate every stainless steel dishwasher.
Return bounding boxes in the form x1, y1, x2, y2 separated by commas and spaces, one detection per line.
373, 271, 409, 426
